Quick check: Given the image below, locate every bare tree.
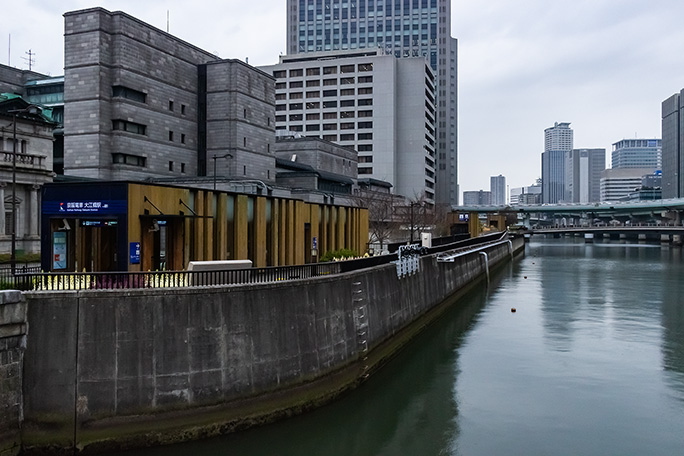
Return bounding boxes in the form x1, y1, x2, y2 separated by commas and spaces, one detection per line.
353, 182, 405, 251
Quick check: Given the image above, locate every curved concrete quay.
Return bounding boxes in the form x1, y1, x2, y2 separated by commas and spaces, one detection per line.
2, 233, 524, 454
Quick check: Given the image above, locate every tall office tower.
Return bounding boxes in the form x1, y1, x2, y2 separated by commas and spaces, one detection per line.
611, 139, 662, 170
260, 50, 437, 202
490, 174, 506, 205
565, 148, 605, 203
542, 122, 573, 203
286, 0, 458, 205
662, 90, 683, 198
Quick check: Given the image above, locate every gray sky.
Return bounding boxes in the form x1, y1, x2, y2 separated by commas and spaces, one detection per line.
4, 0, 684, 200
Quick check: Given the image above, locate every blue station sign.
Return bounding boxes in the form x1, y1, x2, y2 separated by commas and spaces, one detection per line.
42, 200, 128, 215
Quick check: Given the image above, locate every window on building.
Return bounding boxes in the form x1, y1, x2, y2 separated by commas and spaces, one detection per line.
112, 86, 146, 103
306, 80, 320, 87
169, 131, 174, 141
358, 63, 373, 72
358, 98, 373, 106
289, 103, 303, 110
289, 69, 303, 77
306, 91, 320, 98
181, 162, 186, 173
290, 81, 303, 88
306, 101, 320, 109
306, 68, 320, 76
323, 123, 337, 131
340, 64, 355, 73
322, 101, 337, 108
340, 111, 355, 118
273, 70, 286, 78
340, 133, 355, 141
358, 121, 373, 129
340, 88, 355, 96
358, 133, 373, 140
306, 124, 320, 131
181, 104, 186, 115
358, 144, 373, 152
358, 110, 373, 117
358, 87, 373, 95
181, 133, 186, 144
358, 167, 373, 174
359, 156, 373, 163
323, 66, 337, 74
306, 113, 320, 120
358, 76, 373, 83
169, 161, 174, 171
323, 89, 337, 97
340, 122, 355, 130
112, 153, 146, 167
290, 92, 303, 99
169, 100, 174, 111
323, 112, 337, 119
112, 120, 146, 135
340, 100, 355, 107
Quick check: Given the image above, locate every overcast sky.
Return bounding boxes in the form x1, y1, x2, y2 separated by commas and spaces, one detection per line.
4, 0, 684, 200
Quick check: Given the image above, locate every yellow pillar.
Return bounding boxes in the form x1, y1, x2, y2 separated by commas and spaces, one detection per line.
310, 204, 320, 261
337, 207, 346, 252
278, 200, 286, 266
234, 195, 249, 260
294, 201, 306, 265
216, 193, 228, 260
254, 197, 267, 267
286, 200, 295, 265
359, 208, 369, 254
204, 192, 214, 260
270, 198, 279, 266
194, 191, 205, 261
320, 206, 328, 257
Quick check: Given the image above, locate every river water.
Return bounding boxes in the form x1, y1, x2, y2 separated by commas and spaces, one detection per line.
122, 238, 684, 456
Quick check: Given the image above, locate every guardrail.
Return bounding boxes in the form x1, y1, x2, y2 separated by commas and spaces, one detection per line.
15, 262, 342, 291
13, 232, 512, 292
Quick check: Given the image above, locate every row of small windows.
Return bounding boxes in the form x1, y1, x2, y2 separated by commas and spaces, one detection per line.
112, 153, 188, 175
112, 85, 187, 115
276, 98, 373, 111
275, 76, 373, 90
276, 109, 372, 121
273, 63, 373, 78
112, 120, 187, 145
298, 0, 437, 21
276, 87, 373, 100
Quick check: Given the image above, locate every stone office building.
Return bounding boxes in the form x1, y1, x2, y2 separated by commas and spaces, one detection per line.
62, 7, 276, 183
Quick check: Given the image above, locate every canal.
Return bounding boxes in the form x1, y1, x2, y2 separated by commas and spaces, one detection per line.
121, 238, 684, 456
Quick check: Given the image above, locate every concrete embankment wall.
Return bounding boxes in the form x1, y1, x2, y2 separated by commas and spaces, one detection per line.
19, 236, 524, 453
0, 291, 27, 456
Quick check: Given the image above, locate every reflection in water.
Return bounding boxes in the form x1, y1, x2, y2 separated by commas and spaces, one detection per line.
116, 240, 684, 456
660, 248, 684, 400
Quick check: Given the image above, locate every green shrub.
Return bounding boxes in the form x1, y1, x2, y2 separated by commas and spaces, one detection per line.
320, 248, 359, 262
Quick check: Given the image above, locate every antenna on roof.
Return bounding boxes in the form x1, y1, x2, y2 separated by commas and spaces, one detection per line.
22, 49, 35, 71
7, 34, 10, 66
167, 10, 170, 33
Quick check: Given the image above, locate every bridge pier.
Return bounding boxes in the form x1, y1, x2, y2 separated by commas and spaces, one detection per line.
584, 233, 594, 243
661, 234, 671, 244
674, 235, 683, 246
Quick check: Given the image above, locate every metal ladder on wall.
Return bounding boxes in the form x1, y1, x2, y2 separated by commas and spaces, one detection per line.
352, 281, 369, 376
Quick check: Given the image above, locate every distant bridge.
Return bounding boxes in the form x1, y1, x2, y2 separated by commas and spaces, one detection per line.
453, 198, 684, 225
528, 224, 684, 244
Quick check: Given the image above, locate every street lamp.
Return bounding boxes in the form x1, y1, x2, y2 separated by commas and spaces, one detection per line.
212, 153, 233, 190
8, 104, 41, 274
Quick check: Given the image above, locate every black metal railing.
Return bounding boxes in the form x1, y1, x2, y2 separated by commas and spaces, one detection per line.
15, 262, 343, 291
0, 264, 42, 289
14, 232, 511, 292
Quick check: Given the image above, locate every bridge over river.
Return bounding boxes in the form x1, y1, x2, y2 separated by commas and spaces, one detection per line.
529, 224, 684, 244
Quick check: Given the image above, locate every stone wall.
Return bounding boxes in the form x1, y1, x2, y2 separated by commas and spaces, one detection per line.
0, 291, 27, 456
21, 236, 524, 453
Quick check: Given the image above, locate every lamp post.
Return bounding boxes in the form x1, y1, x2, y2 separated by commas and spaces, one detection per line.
212, 153, 233, 190
8, 105, 40, 274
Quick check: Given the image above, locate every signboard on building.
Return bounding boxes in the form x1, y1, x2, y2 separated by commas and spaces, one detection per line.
52, 231, 67, 270
129, 242, 141, 264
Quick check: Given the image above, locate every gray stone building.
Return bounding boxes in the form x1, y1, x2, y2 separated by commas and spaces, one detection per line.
62, 7, 276, 182
0, 95, 56, 256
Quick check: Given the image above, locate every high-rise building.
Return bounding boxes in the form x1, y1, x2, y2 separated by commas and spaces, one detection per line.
566, 148, 605, 203
600, 168, 656, 201
463, 190, 491, 206
260, 50, 436, 202
490, 175, 506, 205
611, 139, 662, 170
286, 0, 458, 205
542, 122, 573, 204
662, 91, 683, 198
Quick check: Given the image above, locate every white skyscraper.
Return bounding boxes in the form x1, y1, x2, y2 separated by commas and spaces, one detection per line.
285, 0, 458, 205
